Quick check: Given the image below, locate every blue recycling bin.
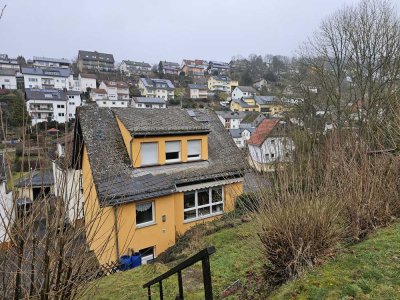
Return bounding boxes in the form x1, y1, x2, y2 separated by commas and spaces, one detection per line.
131, 252, 142, 268
119, 255, 132, 271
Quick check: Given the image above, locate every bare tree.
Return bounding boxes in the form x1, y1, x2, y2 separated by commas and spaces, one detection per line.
294, 0, 400, 140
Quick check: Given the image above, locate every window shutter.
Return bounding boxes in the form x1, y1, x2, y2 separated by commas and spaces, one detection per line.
188, 140, 201, 156
141, 143, 158, 165
166, 141, 180, 152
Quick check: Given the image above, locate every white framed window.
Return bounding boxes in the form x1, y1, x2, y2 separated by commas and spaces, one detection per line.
141, 142, 158, 166
188, 140, 201, 160
136, 201, 154, 227
165, 141, 181, 163
183, 186, 224, 222
139, 246, 155, 264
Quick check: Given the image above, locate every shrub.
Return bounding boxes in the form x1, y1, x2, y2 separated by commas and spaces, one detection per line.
257, 195, 343, 285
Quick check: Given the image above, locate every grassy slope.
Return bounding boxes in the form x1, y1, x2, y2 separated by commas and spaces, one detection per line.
271, 222, 400, 300
85, 220, 263, 300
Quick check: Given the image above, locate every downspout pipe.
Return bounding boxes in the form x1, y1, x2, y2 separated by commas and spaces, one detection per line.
113, 205, 120, 260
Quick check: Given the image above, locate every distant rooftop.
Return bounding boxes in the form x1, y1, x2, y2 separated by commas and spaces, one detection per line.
21, 67, 72, 78
33, 56, 71, 64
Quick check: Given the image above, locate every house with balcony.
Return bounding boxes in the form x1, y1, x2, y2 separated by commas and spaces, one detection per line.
22, 67, 74, 90
91, 88, 129, 108
79, 73, 97, 92
120, 60, 152, 76
208, 76, 238, 93
0, 54, 20, 71
232, 86, 258, 100
71, 106, 245, 264
208, 61, 230, 75
77, 50, 115, 72
25, 88, 81, 125
247, 119, 294, 172
99, 81, 129, 100
230, 98, 259, 112
180, 60, 208, 77
159, 61, 180, 76
132, 97, 167, 108
138, 78, 175, 100
188, 84, 208, 99
254, 96, 288, 117
0, 69, 18, 90
32, 57, 71, 69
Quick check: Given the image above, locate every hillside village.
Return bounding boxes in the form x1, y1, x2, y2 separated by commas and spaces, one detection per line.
1, 0, 400, 299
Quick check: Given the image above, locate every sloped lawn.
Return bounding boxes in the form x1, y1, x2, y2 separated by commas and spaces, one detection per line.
83, 220, 263, 300
271, 222, 400, 300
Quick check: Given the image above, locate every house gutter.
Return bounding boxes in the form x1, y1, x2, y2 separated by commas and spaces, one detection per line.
113, 205, 120, 260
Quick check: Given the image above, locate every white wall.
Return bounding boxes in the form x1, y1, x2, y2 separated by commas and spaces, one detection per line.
67, 94, 82, 120
96, 99, 129, 108
79, 75, 96, 92
52, 162, 84, 222
0, 75, 17, 89
24, 74, 74, 90
0, 181, 13, 242
248, 137, 294, 164
27, 99, 69, 125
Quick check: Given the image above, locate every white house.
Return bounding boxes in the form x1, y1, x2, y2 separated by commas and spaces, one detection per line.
120, 60, 151, 76
188, 84, 208, 99
25, 88, 82, 125
0, 69, 18, 90
32, 56, 71, 69
138, 78, 175, 100
247, 119, 294, 172
0, 154, 12, 244
253, 79, 268, 91
90, 88, 107, 101
52, 134, 84, 222
132, 97, 167, 108
0, 54, 20, 71
79, 73, 97, 92
229, 127, 256, 148
22, 67, 75, 90
216, 111, 247, 129
99, 81, 129, 100
96, 99, 129, 108
232, 86, 258, 100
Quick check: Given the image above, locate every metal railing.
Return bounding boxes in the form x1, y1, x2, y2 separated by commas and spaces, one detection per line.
143, 246, 216, 300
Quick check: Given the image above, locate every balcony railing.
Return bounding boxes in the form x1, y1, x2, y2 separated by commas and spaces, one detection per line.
143, 246, 216, 300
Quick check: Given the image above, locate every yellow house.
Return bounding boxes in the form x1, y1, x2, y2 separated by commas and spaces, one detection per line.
208, 76, 238, 93
230, 98, 259, 112
72, 107, 245, 265
254, 96, 290, 116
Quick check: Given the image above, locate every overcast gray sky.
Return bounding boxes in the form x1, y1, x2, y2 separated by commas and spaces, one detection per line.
0, 0, 395, 64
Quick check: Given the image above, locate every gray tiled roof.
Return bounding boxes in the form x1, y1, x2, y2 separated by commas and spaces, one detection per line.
237, 86, 257, 93
216, 111, 247, 120
123, 60, 151, 68
254, 95, 280, 105
15, 170, 54, 188
212, 75, 231, 81
139, 78, 175, 90
25, 88, 68, 101
78, 50, 115, 63
75, 106, 246, 207
231, 99, 258, 108
133, 97, 167, 104
21, 67, 72, 78
0, 69, 18, 76
188, 84, 207, 90
113, 108, 210, 136
33, 56, 70, 64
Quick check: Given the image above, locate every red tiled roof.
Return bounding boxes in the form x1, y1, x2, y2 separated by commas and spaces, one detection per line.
247, 119, 279, 146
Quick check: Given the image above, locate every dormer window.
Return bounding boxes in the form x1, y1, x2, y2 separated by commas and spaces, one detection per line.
187, 140, 201, 161
165, 141, 181, 163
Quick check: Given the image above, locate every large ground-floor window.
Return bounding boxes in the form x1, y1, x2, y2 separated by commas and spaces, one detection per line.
183, 186, 224, 221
